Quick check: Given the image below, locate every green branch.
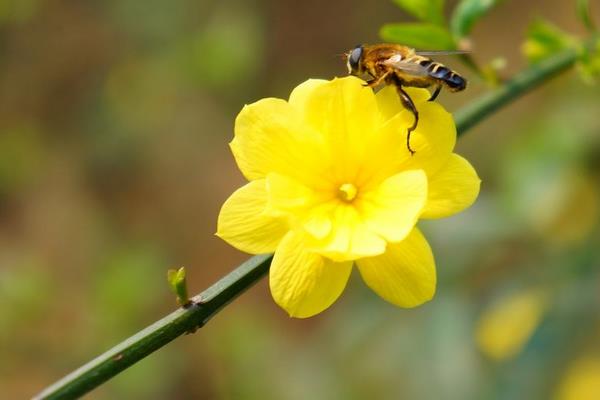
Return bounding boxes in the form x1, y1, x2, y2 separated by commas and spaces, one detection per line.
454, 47, 578, 133
33, 254, 272, 400
34, 44, 585, 399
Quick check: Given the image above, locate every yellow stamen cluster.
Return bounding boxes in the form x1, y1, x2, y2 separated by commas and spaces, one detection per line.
337, 183, 358, 202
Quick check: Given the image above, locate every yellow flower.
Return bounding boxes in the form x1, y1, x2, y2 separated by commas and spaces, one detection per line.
555, 356, 600, 400
475, 289, 547, 361
217, 76, 480, 318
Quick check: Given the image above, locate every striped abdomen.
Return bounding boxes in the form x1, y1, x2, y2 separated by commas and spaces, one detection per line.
418, 59, 466, 91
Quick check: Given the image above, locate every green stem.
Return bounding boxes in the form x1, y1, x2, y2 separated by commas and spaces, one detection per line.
33, 254, 272, 400
455, 47, 577, 135
34, 44, 585, 399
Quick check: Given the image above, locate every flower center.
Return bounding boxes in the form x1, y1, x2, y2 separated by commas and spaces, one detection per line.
337, 183, 358, 202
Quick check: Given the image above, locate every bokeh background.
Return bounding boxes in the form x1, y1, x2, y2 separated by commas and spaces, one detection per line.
1, 0, 600, 399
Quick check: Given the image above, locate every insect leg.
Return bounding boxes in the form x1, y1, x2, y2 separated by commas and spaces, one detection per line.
363, 71, 390, 87
396, 85, 418, 155
428, 85, 442, 101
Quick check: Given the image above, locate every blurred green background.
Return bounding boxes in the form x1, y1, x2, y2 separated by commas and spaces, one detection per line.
1, 0, 599, 399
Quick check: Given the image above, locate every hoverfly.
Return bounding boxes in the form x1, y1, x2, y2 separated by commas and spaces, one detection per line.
345, 44, 467, 154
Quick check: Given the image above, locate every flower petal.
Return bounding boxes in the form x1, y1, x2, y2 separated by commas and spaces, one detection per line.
266, 173, 318, 214
307, 204, 387, 262
358, 100, 456, 186
288, 78, 328, 111
216, 180, 289, 254
302, 76, 379, 138
266, 173, 335, 240
300, 76, 381, 182
266, 172, 385, 256
356, 228, 436, 308
270, 231, 352, 318
301, 202, 335, 239
421, 153, 481, 219
401, 101, 456, 175
359, 169, 428, 243
376, 85, 431, 122
231, 98, 326, 183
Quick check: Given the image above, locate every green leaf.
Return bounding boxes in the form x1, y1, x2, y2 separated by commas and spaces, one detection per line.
392, 0, 446, 25
521, 19, 578, 64
450, 0, 504, 39
576, 0, 596, 31
167, 267, 190, 306
577, 38, 600, 84
380, 23, 456, 50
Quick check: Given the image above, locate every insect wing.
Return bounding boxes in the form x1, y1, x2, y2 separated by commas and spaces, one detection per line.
415, 50, 469, 56
382, 55, 429, 76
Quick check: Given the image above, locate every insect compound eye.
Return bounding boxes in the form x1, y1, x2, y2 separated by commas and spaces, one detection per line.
348, 45, 363, 72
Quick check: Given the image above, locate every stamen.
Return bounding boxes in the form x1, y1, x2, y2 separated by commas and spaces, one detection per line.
338, 183, 358, 202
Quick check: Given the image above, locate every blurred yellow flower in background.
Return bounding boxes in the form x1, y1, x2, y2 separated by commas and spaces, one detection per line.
475, 288, 548, 361
217, 76, 480, 317
555, 356, 600, 400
